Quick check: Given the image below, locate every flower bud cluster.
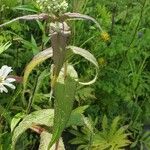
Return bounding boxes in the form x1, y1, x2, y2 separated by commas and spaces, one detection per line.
36, 0, 68, 14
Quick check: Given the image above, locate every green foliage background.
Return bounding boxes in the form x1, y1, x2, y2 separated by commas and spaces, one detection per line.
0, 0, 150, 149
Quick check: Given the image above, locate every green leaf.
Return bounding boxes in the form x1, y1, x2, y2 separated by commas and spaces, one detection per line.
12, 109, 54, 150
67, 105, 88, 127
13, 5, 39, 13
49, 76, 77, 148
67, 46, 99, 85
12, 107, 85, 150
0, 42, 11, 54
93, 116, 131, 150
70, 115, 131, 150
110, 116, 121, 135
11, 112, 25, 132
83, 117, 94, 132
51, 64, 78, 84
23, 47, 53, 89
102, 115, 108, 131
140, 131, 150, 150
0, 105, 11, 124
31, 35, 39, 55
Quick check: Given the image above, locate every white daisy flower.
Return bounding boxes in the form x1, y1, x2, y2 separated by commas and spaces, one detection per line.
0, 65, 16, 93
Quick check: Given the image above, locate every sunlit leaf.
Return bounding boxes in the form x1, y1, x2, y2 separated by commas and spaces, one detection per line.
12, 107, 85, 150
12, 109, 54, 150
65, 12, 102, 31
39, 131, 65, 150
0, 42, 11, 54
67, 46, 99, 85
11, 112, 25, 132
23, 47, 53, 89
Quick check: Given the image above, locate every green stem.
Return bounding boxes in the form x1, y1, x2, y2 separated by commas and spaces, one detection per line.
6, 85, 22, 110
129, 0, 147, 47
0, 104, 11, 124
26, 73, 39, 114
80, 35, 95, 47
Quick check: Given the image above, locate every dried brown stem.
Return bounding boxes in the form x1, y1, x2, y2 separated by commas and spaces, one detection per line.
55, 140, 60, 150
30, 124, 45, 134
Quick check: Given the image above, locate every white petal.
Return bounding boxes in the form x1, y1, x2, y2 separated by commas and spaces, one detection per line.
0, 65, 12, 78
6, 78, 16, 83
3, 82, 16, 89
3, 86, 8, 93
0, 86, 4, 93
0, 85, 8, 93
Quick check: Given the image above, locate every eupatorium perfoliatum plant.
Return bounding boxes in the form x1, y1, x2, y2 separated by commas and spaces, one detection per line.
0, 0, 107, 149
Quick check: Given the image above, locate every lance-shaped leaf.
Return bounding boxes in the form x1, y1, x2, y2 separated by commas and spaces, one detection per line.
11, 107, 85, 150
11, 112, 25, 132
64, 12, 102, 31
0, 13, 49, 27
0, 42, 11, 54
67, 46, 99, 85
23, 47, 53, 89
49, 70, 78, 149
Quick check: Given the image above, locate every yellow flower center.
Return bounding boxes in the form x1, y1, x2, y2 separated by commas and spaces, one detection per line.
0, 77, 4, 83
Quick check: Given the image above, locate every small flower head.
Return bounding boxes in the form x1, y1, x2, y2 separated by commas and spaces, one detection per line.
101, 31, 110, 42
36, 0, 68, 15
0, 65, 16, 93
98, 57, 107, 67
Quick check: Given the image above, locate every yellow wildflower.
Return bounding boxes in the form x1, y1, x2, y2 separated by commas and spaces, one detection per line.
98, 57, 107, 67
101, 31, 110, 42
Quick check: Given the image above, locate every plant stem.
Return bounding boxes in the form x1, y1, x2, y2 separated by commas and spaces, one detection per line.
129, 0, 147, 47
55, 140, 60, 150
26, 72, 39, 114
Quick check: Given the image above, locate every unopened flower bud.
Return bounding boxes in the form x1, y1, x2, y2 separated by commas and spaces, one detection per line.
36, 0, 68, 15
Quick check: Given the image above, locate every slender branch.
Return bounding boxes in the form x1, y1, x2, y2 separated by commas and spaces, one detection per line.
80, 35, 95, 47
